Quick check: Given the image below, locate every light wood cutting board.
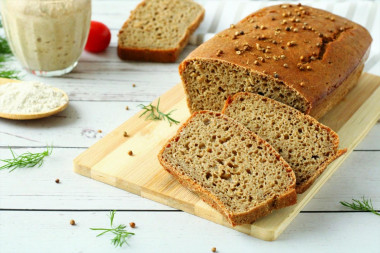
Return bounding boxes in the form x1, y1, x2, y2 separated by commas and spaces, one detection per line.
74, 73, 380, 241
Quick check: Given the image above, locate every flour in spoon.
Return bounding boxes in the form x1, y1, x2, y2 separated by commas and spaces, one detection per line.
0, 81, 68, 114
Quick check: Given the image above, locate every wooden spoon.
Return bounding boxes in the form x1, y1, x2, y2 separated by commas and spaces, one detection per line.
0, 78, 69, 120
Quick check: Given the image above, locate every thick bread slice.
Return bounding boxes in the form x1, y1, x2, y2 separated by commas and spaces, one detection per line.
117, 0, 204, 62
158, 111, 296, 226
222, 92, 346, 193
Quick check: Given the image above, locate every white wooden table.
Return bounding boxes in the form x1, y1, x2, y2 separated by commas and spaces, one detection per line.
1, 1, 380, 252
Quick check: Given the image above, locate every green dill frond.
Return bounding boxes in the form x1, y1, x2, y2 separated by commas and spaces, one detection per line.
138, 98, 180, 126
90, 210, 135, 247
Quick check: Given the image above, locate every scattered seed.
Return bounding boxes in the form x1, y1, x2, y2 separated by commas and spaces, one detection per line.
272, 40, 277, 44
254, 60, 259, 65
125, 106, 129, 110
306, 65, 312, 70
281, 19, 287, 24
129, 222, 136, 228
260, 25, 266, 30
254, 24, 259, 29
55, 179, 60, 184
232, 34, 237, 40
293, 28, 298, 32
235, 50, 242, 55
285, 26, 291, 31
128, 150, 133, 156
211, 247, 217, 252
300, 82, 305, 86
316, 42, 321, 47
239, 31, 244, 35
132, 84, 136, 87
216, 50, 223, 57
280, 54, 286, 59
97, 129, 102, 133
274, 72, 279, 78
70, 219, 76, 226
300, 56, 305, 61
283, 63, 288, 68
330, 17, 335, 21
287, 41, 296, 47
339, 27, 345, 32
230, 24, 235, 28
310, 56, 316, 61
123, 131, 128, 137
258, 35, 266, 40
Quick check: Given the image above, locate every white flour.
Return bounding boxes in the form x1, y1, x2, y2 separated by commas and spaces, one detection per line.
0, 81, 68, 114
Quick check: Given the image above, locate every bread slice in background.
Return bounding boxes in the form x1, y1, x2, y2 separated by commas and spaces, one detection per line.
222, 92, 346, 194
118, 0, 204, 62
158, 111, 296, 226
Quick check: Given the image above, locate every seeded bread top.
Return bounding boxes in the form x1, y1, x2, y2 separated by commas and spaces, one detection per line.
179, 4, 372, 112
118, 0, 204, 49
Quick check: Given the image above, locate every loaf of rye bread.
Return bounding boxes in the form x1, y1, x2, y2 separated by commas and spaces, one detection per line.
179, 4, 372, 118
158, 111, 296, 226
118, 0, 204, 63
222, 92, 346, 193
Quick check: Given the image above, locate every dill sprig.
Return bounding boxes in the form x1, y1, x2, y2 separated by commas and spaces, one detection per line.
0, 23, 21, 79
90, 210, 135, 248
0, 146, 53, 172
340, 197, 380, 216
0, 69, 20, 79
138, 98, 179, 126
0, 37, 12, 55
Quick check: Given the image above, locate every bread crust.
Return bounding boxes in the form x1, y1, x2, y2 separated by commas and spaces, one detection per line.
179, 4, 372, 117
222, 92, 347, 193
158, 111, 297, 226
117, 0, 205, 63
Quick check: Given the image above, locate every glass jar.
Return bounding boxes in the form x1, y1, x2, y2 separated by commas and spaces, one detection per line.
0, 0, 91, 76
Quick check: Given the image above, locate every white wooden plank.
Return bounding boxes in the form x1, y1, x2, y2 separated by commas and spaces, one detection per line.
0, 211, 379, 253
0, 101, 379, 149
1, 148, 379, 210
0, 147, 172, 210
0, 101, 142, 148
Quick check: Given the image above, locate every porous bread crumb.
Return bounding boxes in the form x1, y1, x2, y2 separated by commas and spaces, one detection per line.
222, 92, 345, 193
158, 111, 296, 225
117, 0, 204, 62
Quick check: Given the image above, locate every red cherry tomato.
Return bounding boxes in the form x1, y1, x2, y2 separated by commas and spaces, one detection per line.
85, 21, 111, 53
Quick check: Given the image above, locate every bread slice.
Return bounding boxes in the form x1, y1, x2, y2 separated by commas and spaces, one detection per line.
117, 0, 205, 62
222, 92, 346, 193
158, 111, 297, 226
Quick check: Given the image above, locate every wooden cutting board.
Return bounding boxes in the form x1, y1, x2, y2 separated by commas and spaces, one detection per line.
74, 73, 380, 241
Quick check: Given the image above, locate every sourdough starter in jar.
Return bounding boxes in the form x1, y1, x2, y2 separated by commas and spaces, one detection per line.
0, 0, 91, 76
